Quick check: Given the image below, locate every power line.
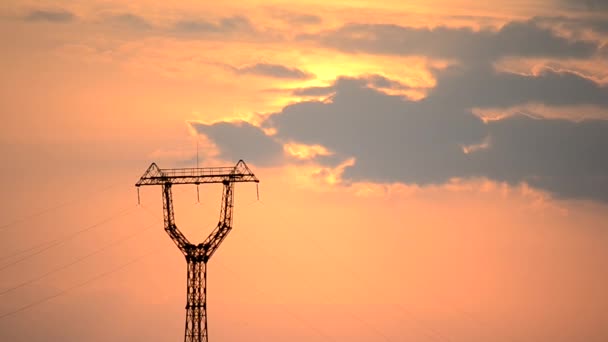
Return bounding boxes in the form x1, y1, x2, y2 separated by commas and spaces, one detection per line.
0, 238, 62, 264
0, 219, 158, 297
0, 206, 137, 272
0, 248, 156, 320
0, 182, 123, 231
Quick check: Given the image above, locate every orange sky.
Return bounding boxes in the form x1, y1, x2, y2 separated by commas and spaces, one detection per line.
1, 1, 608, 341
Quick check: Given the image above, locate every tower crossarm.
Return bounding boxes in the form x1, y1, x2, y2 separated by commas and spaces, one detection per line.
135, 160, 259, 186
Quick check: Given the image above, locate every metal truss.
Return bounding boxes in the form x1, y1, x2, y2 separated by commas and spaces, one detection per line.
136, 160, 259, 342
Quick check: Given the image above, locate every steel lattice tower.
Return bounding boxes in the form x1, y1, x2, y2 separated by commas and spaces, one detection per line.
136, 160, 259, 342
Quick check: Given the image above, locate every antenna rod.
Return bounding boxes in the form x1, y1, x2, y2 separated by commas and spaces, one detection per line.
196, 139, 200, 203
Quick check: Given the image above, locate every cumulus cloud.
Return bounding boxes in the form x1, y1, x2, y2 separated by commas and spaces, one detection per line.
25, 9, 74, 23
173, 16, 254, 34
105, 13, 152, 30
469, 114, 608, 201
266, 77, 487, 185
300, 20, 599, 62
235, 63, 314, 79
189, 18, 608, 202
430, 63, 608, 109
194, 63, 608, 201
191, 121, 283, 166
560, 0, 608, 12
269, 9, 322, 25
291, 74, 408, 97
533, 15, 608, 35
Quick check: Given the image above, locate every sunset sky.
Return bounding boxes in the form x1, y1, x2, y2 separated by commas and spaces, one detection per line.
1, 0, 608, 341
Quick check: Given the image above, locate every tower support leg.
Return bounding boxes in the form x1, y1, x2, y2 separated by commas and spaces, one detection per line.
184, 258, 207, 342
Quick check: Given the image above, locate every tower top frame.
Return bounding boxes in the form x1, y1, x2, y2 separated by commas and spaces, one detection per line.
135, 160, 259, 186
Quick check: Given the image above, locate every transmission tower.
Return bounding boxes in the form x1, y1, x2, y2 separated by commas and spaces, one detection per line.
136, 160, 259, 342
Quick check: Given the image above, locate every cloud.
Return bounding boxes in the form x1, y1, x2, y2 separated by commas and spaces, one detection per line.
196, 64, 608, 202
173, 16, 254, 35
430, 63, 608, 109
560, 0, 608, 12
533, 15, 608, 35
366, 74, 410, 90
291, 74, 408, 97
301, 20, 599, 63
190, 121, 283, 166
269, 9, 322, 25
284, 13, 322, 25
469, 114, 608, 201
184, 18, 608, 202
235, 63, 314, 80
105, 13, 152, 30
267, 77, 486, 185
25, 9, 75, 23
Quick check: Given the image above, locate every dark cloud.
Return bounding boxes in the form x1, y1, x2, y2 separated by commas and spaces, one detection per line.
560, 0, 608, 12
366, 74, 410, 90
533, 15, 608, 35
196, 63, 608, 201
286, 13, 322, 25
269, 77, 486, 184
300, 20, 599, 62
470, 115, 608, 201
191, 121, 283, 166
106, 13, 152, 30
190, 18, 608, 201
25, 9, 74, 23
271, 10, 322, 25
581, 18, 608, 33
430, 64, 608, 109
173, 16, 254, 34
235, 63, 314, 79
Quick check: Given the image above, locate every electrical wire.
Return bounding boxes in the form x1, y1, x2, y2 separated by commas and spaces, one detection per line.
131, 182, 337, 341
0, 182, 123, 231
0, 206, 137, 272
0, 219, 159, 297
0, 238, 62, 264
0, 248, 156, 320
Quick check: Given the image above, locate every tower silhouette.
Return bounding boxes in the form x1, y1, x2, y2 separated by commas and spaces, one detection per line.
136, 160, 259, 342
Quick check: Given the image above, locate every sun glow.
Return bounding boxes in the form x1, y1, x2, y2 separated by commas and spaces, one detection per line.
283, 142, 333, 160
